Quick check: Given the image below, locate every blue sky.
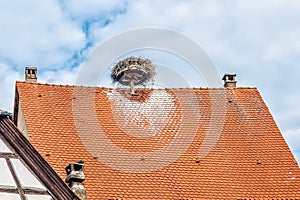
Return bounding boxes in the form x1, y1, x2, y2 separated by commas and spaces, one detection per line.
0, 0, 299, 165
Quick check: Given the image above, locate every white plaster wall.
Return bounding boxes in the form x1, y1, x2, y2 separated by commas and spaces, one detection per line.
17, 100, 29, 139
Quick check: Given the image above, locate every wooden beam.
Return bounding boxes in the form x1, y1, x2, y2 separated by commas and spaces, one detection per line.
0, 116, 79, 200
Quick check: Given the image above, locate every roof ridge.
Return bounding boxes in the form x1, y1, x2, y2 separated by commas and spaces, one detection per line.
16, 81, 257, 90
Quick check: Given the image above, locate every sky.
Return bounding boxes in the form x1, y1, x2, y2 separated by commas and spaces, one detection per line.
0, 0, 299, 165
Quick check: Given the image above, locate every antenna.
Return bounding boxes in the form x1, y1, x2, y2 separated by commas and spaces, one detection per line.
111, 57, 155, 95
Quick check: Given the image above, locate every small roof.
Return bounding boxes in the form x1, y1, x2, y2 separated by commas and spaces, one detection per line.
0, 114, 79, 200
14, 81, 300, 199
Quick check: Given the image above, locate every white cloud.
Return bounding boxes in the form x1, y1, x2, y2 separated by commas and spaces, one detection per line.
0, 0, 129, 112
38, 67, 79, 85
0, 0, 85, 68
0, 62, 22, 111
61, 0, 127, 22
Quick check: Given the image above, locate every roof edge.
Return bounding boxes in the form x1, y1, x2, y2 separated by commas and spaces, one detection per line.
0, 116, 79, 200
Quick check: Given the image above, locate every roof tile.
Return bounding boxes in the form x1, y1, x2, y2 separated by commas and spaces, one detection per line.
15, 81, 300, 199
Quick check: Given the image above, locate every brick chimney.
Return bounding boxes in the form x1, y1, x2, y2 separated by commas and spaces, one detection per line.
65, 160, 86, 200
222, 74, 237, 88
25, 67, 37, 83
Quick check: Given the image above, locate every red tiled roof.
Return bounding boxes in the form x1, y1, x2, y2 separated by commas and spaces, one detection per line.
15, 81, 300, 199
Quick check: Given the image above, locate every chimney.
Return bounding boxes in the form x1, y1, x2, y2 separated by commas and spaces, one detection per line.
25, 67, 37, 83
0, 110, 12, 120
222, 74, 237, 88
65, 160, 86, 200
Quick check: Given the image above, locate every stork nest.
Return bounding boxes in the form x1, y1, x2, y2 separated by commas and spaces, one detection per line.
111, 57, 155, 86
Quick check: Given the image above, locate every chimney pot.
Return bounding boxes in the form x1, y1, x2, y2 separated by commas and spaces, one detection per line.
65, 161, 86, 200
222, 74, 237, 88
25, 67, 37, 83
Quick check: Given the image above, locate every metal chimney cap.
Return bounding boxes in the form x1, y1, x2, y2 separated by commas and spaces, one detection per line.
65, 161, 85, 183
222, 74, 237, 88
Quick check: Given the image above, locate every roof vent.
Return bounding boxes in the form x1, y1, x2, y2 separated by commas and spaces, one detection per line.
65, 160, 86, 200
25, 67, 37, 83
222, 74, 237, 88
